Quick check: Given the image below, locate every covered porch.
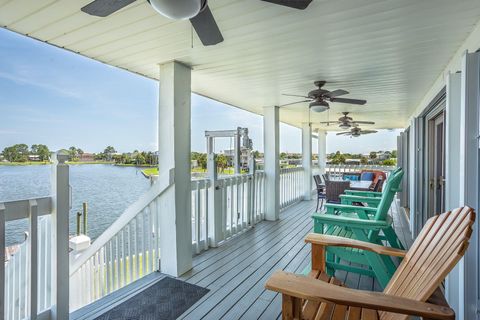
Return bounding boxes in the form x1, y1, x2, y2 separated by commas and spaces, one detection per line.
70, 198, 411, 320
2, 0, 480, 319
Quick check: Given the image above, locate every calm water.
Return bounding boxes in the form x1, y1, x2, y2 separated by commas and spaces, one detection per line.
0, 165, 150, 246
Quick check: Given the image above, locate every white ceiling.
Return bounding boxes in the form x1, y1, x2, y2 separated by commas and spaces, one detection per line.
2, 0, 480, 130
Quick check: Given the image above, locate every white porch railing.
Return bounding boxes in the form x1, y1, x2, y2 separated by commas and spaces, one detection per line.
1, 197, 54, 320
69, 171, 174, 311
280, 167, 304, 209
326, 164, 396, 176
69, 170, 265, 311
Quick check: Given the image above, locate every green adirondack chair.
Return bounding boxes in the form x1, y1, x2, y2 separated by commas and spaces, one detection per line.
338, 167, 403, 208
311, 169, 405, 288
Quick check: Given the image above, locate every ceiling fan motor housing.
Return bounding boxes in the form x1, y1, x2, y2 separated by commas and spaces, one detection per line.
149, 0, 203, 20
310, 100, 329, 112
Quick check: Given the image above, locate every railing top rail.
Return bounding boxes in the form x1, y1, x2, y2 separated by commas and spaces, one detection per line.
0, 196, 52, 222
280, 167, 304, 173
70, 169, 174, 274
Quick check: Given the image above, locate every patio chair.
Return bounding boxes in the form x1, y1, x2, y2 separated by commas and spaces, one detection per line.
313, 174, 326, 211
313, 170, 405, 286
325, 180, 350, 204
266, 206, 475, 320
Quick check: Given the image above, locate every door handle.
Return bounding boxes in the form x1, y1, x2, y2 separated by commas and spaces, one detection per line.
429, 179, 435, 190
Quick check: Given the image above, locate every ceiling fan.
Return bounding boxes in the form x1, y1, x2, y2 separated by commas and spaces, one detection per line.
280, 81, 367, 112
337, 125, 377, 138
80, 0, 313, 46
319, 112, 374, 130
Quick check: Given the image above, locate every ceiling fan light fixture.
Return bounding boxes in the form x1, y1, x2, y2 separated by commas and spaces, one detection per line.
339, 123, 350, 129
309, 100, 329, 112
148, 0, 203, 20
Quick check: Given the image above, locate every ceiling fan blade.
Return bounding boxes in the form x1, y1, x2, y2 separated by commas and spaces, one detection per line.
261, 0, 313, 10
330, 97, 367, 105
325, 89, 349, 98
336, 132, 351, 136
190, 5, 224, 46
352, 121, 375, 125
279, 100, 311, 107
319, 121, 340, 124
360, 130, 378, 134
282, 93, 310, 98
81, 0, 136, 17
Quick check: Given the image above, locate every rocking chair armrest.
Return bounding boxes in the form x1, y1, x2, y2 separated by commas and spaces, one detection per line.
265, 271, 455, 320
312, 212, 390, 230
324, 203, 377, 213
305, 233, 406, 257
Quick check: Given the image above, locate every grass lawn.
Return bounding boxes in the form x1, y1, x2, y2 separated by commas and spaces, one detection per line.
142, 167, 159, 176
0, 161, 50, 166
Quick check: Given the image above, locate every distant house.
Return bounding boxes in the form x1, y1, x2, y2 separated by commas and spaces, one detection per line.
79, 153, 95, 162
28, 154, 41, 161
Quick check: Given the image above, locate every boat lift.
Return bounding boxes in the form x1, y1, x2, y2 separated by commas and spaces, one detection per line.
205, 127, 254, 177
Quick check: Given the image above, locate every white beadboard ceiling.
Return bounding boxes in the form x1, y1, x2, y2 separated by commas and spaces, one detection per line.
2, 0, 480, 130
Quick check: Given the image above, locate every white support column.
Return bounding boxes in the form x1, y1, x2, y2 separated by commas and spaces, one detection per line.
158, 61, 192, 276
302, 123, 312, 200
317, 130, 327, 174
263, 106, 280, 221
444, 71, 463, 318
50, 151, 70, 320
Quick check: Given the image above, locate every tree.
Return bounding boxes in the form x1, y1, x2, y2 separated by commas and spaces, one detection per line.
391, 150, 397, 158
2, 144, 29, 162
360, 156, 368, 165
216, 154, 228, 173
68, 146, 78, 161
36, 144, 50, 161
103, 146, 116, 161
369, 151, 377, 159
382, 159, 396, 166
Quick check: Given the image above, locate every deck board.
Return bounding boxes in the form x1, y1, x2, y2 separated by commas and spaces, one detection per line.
74, 198, 413, 320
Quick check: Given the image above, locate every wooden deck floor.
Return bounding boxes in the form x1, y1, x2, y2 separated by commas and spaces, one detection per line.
178, 199, 413, 320
72, 199, 412, 320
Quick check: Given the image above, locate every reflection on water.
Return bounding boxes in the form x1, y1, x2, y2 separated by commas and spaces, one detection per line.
0, 164, 150, 246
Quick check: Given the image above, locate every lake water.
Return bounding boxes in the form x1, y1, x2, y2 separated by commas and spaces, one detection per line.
0, 164, 151, 246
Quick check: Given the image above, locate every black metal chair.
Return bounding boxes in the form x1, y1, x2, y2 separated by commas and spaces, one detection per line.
313, 174, 326, 211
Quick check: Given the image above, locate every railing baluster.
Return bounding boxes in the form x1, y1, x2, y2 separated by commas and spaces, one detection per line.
28, 200, 38, 320
0, 203, 5, 319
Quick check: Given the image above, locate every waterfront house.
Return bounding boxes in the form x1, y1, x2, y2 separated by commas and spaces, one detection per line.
2, 1, 480, 319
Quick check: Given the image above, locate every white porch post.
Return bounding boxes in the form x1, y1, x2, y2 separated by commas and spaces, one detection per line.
302, 123, 312, 200
317, 130, 327, 174
158, 61, 192, 276
263, 106, 280, 221
444, 71, 463, 318
50, 151, 70, 320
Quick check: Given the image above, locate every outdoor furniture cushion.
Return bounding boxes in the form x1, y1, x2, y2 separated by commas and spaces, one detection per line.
360, 171, 374, 181
343, 174, 360, 181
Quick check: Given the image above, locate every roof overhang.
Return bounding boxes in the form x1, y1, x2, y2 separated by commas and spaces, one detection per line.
2, 0, 480, 131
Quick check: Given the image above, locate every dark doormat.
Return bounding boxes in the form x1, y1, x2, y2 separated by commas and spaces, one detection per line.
95, 277, 209, 320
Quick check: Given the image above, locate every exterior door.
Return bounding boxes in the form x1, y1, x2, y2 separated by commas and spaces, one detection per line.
425, 108, 446, 222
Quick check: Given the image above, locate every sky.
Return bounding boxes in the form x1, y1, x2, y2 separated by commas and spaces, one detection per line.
0, 28, 400, 154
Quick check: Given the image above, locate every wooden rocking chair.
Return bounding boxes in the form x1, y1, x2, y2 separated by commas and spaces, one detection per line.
266, 206, 475, 320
